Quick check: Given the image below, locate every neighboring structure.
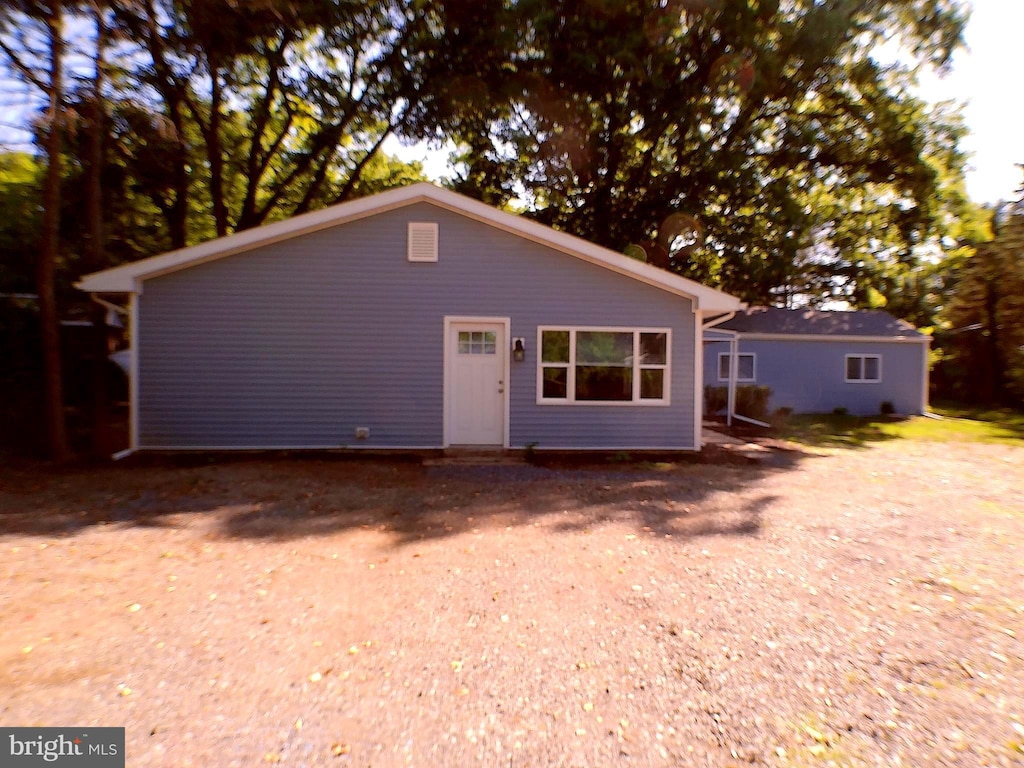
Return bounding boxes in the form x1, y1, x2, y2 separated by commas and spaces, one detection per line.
78, 183, 744, 453
703, 307, 930, 417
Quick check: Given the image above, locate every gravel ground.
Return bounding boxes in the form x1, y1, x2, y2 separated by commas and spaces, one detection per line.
1, 440, 1022, 767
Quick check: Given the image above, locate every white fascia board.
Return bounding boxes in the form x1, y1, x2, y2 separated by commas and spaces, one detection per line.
75, 184, 437, 293
74, 183, 745, 312
735, 332, 931, 344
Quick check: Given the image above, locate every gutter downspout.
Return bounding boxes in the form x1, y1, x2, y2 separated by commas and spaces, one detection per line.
700, 312, 738, 427
727, 335, 737, 427
86, 291, 138, 461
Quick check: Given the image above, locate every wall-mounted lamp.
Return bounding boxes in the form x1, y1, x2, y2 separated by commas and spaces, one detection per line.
512, 337, 526, 362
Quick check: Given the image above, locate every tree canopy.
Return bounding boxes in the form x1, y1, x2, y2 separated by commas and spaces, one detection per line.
405, 0, 972, 307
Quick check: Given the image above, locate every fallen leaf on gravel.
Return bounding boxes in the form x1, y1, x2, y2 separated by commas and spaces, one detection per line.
348, 646, 359, 655
331, 743, 350, 756
21, 645, 32, 654
294, 718, 302, 730
802, 724, 826, 743
264, 752, 281, 763
128, 603, 141, 612
117, 684, 132, 697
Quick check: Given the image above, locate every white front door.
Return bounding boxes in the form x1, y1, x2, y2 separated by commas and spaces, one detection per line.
447, 320, 507, 446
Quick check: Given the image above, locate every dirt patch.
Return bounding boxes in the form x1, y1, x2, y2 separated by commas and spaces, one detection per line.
2, 442, 1023, 766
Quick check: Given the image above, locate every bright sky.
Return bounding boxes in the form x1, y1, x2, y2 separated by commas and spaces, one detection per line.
913, 0, 1024, 204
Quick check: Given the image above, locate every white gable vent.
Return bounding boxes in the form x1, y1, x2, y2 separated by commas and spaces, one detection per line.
407, 222, 439, 262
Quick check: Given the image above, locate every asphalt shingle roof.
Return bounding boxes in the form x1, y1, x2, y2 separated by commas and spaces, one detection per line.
716, 307, 925, 338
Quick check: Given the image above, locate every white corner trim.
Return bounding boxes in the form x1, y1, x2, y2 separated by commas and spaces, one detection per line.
920, 342, 930, 414
693, 313, 703, 450
128, 293, 139, 452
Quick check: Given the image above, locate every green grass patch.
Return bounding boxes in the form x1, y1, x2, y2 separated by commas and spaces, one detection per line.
776, 405, 1024, 449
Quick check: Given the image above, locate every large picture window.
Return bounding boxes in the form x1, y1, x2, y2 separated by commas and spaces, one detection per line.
538, 327, 670, 404
845, 354, 881, 383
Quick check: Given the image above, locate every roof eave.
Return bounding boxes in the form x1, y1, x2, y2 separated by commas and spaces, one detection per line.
75, 183, 746, 310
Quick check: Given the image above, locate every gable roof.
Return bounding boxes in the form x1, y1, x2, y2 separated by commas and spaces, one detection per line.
76, 183, 744, 313
714, 307, 926, 339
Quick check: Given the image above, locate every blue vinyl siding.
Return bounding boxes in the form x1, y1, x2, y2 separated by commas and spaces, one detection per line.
138, 202, 697, 449
702, 338, 927, 416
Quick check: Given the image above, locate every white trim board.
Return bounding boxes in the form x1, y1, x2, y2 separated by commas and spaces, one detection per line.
75, 183, 744, 313
726, 332, 930, 344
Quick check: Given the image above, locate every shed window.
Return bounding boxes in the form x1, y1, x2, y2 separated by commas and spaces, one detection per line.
538, 327, 670, 405
407, 222, 439, 262
717, 352, 756, 382
845, 354, 881, 383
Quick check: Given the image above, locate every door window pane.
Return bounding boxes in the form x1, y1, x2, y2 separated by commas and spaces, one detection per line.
459, 330, 497, 355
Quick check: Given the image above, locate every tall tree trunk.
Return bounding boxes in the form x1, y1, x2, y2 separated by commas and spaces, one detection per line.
39, 0, 69, 462
208, 60, 228, 237
86, 2, 109, 458
984, 281, 1003, 404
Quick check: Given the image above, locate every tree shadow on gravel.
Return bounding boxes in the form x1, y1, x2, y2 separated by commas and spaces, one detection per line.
0, 449, 811, 545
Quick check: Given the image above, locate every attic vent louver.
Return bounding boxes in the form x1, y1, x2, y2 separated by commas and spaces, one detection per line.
407, 222, 439, 262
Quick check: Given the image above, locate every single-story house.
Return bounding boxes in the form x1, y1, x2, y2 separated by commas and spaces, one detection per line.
77, 183, 744, 453
703, 307, 930, 417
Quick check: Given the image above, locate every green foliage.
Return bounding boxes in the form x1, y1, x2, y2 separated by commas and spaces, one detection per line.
705, 384, 772, 420
778, 406, 1024, 448
938, 194, 1024, 405
407, 0, 971, 308
0, 153, 42, 294
705, 385, 728, 415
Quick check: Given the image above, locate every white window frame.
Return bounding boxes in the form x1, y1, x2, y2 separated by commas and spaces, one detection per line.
407, 222, 439, 262
717, 352, 756, 383
845, 354, 882, 384
536, 326, 671, 406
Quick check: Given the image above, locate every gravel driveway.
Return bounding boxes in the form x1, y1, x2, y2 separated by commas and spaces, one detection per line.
1, 440, 1022, 767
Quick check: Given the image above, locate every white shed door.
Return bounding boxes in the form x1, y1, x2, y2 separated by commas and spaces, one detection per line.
448, 322, 506, 446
